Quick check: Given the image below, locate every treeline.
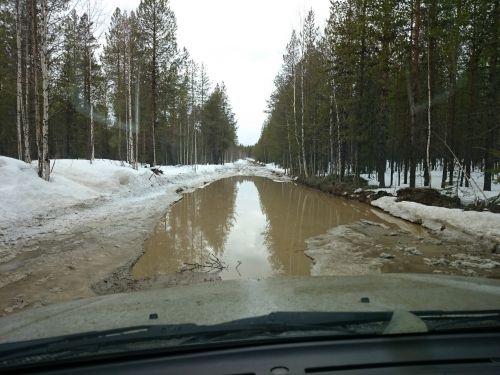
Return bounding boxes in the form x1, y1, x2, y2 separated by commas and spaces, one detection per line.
0, 0, 239, 181
254, 0, 499, 191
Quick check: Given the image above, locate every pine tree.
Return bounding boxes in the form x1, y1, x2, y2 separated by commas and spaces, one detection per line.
137, 0, 177, 166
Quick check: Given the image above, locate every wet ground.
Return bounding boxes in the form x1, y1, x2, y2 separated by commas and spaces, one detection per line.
2, 168, 499, 317
0, 164, 285, 316
131, 177, 410, 280
131, 176, 500, 282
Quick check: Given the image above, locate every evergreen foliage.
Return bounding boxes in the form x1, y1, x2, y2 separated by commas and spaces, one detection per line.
254, 0, 499, 191
0, 0, 240, 171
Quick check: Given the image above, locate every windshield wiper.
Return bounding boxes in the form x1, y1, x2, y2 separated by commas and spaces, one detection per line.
415, 310, 500, 332
0, 312, 393, 368
2, 310, 499, 369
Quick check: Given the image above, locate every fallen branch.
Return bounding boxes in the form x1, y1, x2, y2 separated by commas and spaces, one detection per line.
150, 167, 163, 175
50, 158, 56, 174
181, 251, 228, 273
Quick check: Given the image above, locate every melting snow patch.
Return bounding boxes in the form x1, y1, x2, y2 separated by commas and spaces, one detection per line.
372, 197, 500, 243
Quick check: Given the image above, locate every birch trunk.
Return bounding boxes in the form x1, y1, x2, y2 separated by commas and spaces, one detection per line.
135, 71, 140, 169
190, 66, 195, 166
286, 116, 292, 175
39, 0, 50, 181
194, 127, 197, 172
329, 93, 333, 176
332, 77, 342, 179
89, 47, 94, 164
127, 49, 134, 166
117, 54, 122, 160
30, 0, 41, 176
125, 95, 129, 162
300, 40, 308, 178
292, 64, 302, 175
407, 0, 421, 188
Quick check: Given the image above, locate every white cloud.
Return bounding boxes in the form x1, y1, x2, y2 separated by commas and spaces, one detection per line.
97, 0, 330, 145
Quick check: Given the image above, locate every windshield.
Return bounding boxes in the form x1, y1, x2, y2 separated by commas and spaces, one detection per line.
0, 0, 499, 366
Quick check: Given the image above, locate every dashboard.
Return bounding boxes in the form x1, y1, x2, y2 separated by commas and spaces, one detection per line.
20, 331, 500, 374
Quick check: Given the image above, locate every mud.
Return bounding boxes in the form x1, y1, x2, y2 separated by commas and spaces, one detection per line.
0, 164, 287, 317
305, 219, 500, 279
1, 164, 498, 319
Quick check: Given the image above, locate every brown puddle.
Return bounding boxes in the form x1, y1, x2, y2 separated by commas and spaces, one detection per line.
132, 176, 404, 280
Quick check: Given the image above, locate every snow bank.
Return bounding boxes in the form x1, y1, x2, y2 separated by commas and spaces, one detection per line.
265, 162, 286, 174
372, 196, 500, 243
361, 169, 499, 204
0, 156, 251, 230
0, 158, 129, 225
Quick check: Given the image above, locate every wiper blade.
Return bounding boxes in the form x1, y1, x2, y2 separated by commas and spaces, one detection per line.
0, 312, 393, 367
0, 325, 194, 364
414, 310, 500, 332
7, 310, 498, 369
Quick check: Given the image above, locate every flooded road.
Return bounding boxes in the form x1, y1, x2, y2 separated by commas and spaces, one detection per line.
132, 177, 397, 280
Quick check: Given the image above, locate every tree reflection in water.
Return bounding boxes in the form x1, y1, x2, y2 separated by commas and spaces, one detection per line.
132, 178, 237, 279
132, 176, 388, 280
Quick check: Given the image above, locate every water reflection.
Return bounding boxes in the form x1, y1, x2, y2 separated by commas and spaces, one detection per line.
132, 176, 392, 280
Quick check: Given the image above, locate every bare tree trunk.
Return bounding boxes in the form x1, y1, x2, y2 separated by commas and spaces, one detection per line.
151, 14, 157, 167
300, 57, 308, 178
39, 0, 50, 181
292, 64, 302, 175
190, 65, 195, 166
424, 0, 437, 187
194, 127, 197, 171
117, 52, 122, 161
425, 32, 432, 187
16, 0, 23, 161
125, 96, 129, 162
135, 71, 140, 169
127, 47, 134, 166
286, 116, 293, 175
329, 93, 334, 175
30, 0, 41, 175
23, 20, 31, 164
330, 76, 342, 179
407, 0, 421, 189
89, 47, 94, 164
483, 0, 498, 191
85, 0, 94, 164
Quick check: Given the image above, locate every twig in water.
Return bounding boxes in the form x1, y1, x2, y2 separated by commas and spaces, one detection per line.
181, 252, 227, 273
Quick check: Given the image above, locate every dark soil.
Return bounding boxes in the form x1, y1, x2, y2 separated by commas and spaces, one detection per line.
297, 175, 392, 204
297, 176, 499, 213
396, 188, 462, 208
91, 258, 220, 295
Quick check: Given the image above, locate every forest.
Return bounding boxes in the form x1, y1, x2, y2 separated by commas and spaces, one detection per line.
254, 0, 499, 190
0, 0, 239, 181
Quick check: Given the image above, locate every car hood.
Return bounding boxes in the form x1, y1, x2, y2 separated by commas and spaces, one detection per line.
1, 273, 500, 343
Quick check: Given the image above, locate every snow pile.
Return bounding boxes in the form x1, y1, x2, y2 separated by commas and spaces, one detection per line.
0, 158, 151, 226
372, 196, 500, 243
361, 169, 499, 204
0, 156, 252, 230
265, 162, 286, 174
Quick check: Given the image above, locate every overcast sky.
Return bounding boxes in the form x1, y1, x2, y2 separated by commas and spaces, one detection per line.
98, 0, 331, 145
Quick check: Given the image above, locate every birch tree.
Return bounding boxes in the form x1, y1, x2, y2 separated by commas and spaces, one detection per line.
299, 22, 308, 178
39, 0, 50, 180
80, 11, 96, 164
285, 31, 302, 175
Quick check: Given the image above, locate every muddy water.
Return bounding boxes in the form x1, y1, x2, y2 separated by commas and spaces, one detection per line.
132, 177, 397, 280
